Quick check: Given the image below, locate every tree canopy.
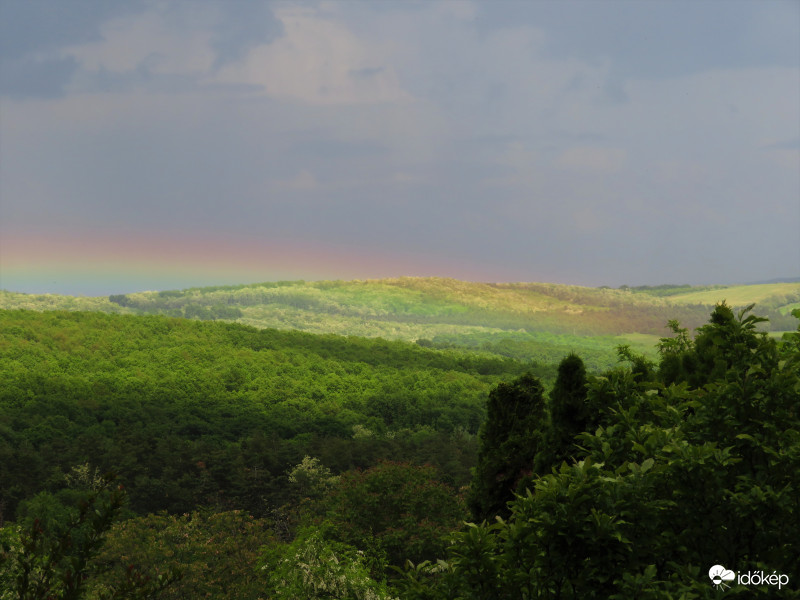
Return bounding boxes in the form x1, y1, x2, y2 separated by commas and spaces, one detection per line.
399, 305, 800, 598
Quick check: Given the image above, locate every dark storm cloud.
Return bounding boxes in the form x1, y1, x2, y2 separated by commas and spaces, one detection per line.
0, 0, 283, 98
0, 55, 78, 99
0, 0, 145, 59
471, 0, 800, 106
0, 0, 146, 98
207, 0, 284, 68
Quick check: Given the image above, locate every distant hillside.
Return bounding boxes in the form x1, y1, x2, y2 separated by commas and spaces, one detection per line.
3, 277, 798, 371
660, 283, 800, 311
624, 282, 800, 317
744, 277, 800, 285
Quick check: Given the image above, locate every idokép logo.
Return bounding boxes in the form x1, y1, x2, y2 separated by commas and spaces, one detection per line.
708, 565, 735, 590
708, 564, 789, 591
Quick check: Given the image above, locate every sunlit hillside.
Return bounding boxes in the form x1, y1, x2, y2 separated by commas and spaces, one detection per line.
3, 277, 798, 372
659, 282, 800, 312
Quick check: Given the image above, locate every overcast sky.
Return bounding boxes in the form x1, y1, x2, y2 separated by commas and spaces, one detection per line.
1, 0, 798, 295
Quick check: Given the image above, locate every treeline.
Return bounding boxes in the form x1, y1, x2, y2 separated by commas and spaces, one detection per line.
419, 330, 655, 373
109, 294, 243, 320
108, 287, 745, 336
623, 283, 721, 296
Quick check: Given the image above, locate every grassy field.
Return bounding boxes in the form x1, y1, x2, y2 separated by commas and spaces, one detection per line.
664, 282, 800, 306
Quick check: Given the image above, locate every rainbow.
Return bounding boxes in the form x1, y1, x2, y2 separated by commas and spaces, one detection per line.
0, 229, 517, 296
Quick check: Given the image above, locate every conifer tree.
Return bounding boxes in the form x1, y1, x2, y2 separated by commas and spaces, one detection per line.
467, 373, 546, 521
535, 353, 589, 475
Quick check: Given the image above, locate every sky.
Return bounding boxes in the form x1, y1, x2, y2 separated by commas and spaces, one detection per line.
1, 0, 798, 296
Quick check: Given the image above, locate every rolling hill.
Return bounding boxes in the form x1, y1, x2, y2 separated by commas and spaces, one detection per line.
2, 277, 798, 372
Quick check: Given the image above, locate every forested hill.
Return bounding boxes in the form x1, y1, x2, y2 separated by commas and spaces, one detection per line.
3, 278, 797, 335
3, 278, 798, 371
0, 309, 538, 522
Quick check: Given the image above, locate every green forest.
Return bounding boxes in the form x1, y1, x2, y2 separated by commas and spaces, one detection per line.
1, 282, 799, 598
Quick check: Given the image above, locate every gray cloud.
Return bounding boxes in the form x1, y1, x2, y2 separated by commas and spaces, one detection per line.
350, 67, 385, 80
0, 1, 144, 58
287, 137, 389, 160
0, 0, 282, 98
0, 0, 145, 98
763, 138, 800, 150
0, 55, 78, 99
474, 0, 800, 77
207, 0, 284, 68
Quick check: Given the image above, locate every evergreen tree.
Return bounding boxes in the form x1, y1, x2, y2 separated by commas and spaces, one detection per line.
468, 373, 546, 521
535, 353, 589, 475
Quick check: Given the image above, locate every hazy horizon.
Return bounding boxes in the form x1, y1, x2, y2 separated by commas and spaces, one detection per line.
4, 270, 800, 299
2, 1, 798, 296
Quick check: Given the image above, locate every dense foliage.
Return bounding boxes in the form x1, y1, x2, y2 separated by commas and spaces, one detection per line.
89, 509, 272, 599
0, 309, 527, 523
398, 305, 800, 598
0, 472, 178, 600
1, 302, 798, 598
